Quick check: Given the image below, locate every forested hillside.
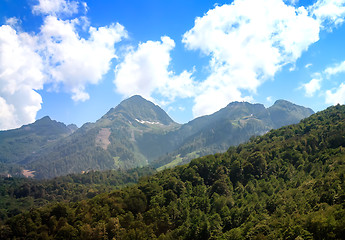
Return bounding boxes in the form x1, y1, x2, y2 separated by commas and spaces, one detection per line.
2, 104, 344, 239
0, 116, 76, 176
151, 100, 314, 170
0, 167, 155, 223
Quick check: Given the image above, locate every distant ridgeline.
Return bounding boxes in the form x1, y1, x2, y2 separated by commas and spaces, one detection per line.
0, 95, 313, 179
2, 104, 345, 239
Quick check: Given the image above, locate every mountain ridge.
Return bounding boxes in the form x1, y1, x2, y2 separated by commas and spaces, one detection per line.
0, 116, 75, 165
0, 96, 314, 178
3, 104, 345, 239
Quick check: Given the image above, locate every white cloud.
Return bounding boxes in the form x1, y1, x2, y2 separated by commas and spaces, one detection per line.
307, 60, 345, 103
5, 17, 21, 28
0, 25, 44, 130
326, 82, 345, 104
287, 0, 299, 5
324, 60, 345, 76
305, 63, 312, 68
81, 2, 88, 14
323, 60, 345, 104
311, 0, 345, 26
0, 97, 16, 130
40, 16, 127, 101
302, 78, 321, 97
114, 36, 195, 101
183, 0, 320, 117
33, 0, 79, 16
0, 2, 127, 130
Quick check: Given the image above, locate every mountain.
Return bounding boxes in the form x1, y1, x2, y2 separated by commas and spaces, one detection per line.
104, 95, 176, 125
22, 96, 179, 178
0, 116, 75, 175
152, 100, 314, 169
3, 104, 345, 239
0, 96, 313, 179
268, 99, 315, 128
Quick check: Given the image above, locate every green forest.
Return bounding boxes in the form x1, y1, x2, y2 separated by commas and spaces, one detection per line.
1, 105, 345, 239
0, 167, 155, 222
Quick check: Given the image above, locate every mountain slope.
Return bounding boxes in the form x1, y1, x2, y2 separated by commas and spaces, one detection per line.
24, 96, 179, 178
268, 99, 315, 128
4, 104, 345, 239
0, 96, 313, 179
152, 100, 313, 169
0, 116, 75, 175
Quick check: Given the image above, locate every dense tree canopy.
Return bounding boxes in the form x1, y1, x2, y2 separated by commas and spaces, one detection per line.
1, 105, 345, 239
0, 167, 155, 222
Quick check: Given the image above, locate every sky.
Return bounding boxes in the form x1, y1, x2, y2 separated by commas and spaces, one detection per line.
1, 0, 345, 130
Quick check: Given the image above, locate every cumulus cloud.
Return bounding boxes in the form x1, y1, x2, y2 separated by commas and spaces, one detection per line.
182, 0, 320, 117
40, 16, 127, 101
0, 0, 127, 130
306, 60, 345, 103
0, 25, 44, 130
302, 78, 321, 97
311, 0, 345, 26
326, 83, 345, 105
114, 36, 195, 101
33, 0, 79, 16
322, 60, 345, 104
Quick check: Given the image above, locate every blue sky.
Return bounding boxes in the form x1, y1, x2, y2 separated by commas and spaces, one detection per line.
1, 0, 345, 130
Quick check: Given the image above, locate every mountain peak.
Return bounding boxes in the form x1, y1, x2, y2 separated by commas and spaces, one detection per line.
105, 95, 177, 126
34, 116, 52, 124
269, 99, 314, 128
118, 95, 153, 108
273, 99, 290, 104
272, 99, 298, 108
125, 95, 146, 102
25, 116, 73, 135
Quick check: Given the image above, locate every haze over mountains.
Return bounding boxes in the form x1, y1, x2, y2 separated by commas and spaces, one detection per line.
0, 95, 314, 179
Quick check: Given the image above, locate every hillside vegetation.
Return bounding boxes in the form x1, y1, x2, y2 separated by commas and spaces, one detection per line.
1, 105, 344, 239
0, 117, 75, 176
0, 167, 155, 223
0, 96, 313, 179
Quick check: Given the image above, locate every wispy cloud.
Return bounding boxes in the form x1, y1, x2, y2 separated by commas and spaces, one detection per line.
305, 63, 312, 68
325, 60, 345, 76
